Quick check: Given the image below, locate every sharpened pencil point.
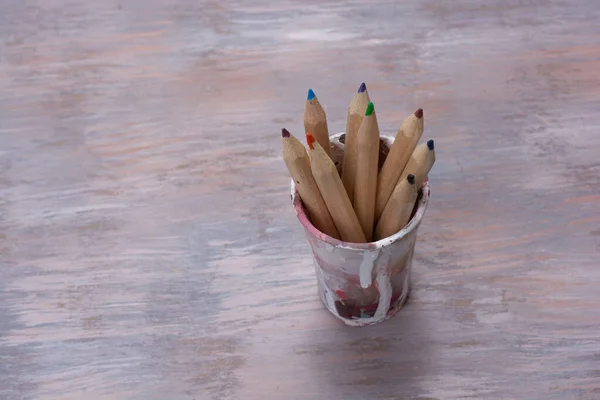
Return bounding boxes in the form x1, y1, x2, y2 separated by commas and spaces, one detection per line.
365, 102, 374, 116
427, 139, 434, 150
414, 108, 423, 119
358, 82, 367, 93
407, 174, 415, 185
306, 132, 316, 150
307, 88, 315, 100
281, 128, 290, 138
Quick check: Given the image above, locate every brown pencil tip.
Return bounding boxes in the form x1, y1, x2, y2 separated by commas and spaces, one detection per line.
281, 128, 290, 138
306, 132, 315, 150
414, 108, 423, 119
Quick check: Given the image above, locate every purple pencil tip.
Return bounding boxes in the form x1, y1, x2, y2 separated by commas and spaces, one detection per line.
282, 128, 290, 138
358, 82, 367, 93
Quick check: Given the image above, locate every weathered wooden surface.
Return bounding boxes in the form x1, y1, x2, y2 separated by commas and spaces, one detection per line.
1, 1, 599, 399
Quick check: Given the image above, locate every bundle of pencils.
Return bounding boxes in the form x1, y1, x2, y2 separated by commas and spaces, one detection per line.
282, 83, 436, 243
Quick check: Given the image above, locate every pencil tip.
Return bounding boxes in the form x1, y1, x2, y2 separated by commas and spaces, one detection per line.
306, 132, 315, 150
365, 102, 374, 116
407, 174, 415, 185
307, 88, 315, 100
427, 139, 434, 150
358, 82, 367, 93
414, 108, 423, 119
281, 128, 290, 138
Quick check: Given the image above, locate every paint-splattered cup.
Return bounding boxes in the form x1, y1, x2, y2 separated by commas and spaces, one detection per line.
291, 132, 430, 327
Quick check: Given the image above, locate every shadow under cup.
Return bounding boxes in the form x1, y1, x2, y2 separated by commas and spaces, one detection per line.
291, 132, 430, 327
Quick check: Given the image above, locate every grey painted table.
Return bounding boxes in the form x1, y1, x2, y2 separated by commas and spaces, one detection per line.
1, 1, 599, 399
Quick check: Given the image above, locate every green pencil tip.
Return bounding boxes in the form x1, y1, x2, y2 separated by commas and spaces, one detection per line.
365, 102, 374, 116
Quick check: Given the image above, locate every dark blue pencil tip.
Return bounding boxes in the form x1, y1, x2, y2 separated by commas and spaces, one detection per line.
358, 82, 367, 93
427, 139, 434, 150
307, 88, 315, 100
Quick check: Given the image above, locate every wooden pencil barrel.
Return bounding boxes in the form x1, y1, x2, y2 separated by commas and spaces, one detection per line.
290, 133, 430, 327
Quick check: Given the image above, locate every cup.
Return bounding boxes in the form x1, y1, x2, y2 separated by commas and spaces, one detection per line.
290, 132, 430, 327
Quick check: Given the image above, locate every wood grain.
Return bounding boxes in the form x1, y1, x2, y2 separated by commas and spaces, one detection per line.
1, 0, 599, 399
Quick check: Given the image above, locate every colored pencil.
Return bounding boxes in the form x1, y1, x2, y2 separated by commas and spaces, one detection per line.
304, 88, 331, 159
374, 108, 424, 221
282, 128, 340, 239
341, 82, 371, 202
398, 139, 436, 190
374, 174, 418, 240
306, 133, 366, 243
353, 102, 380, 242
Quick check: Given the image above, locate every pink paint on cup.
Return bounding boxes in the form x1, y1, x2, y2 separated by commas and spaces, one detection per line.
291, 132, 430, 327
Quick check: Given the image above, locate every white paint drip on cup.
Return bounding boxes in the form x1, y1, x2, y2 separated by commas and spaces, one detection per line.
359, 250, 380, 288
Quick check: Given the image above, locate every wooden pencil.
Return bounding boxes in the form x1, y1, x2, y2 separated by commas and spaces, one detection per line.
304, 88, 331, 159
374, 174, 418, 240
374, 108, 424, 221
398, 139, 436, 190
353, 102, 380, 242
306, 133, 366, 243
341, 82, 371, 202
282, 128, 340, 239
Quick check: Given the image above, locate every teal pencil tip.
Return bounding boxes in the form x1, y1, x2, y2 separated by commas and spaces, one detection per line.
307, 88, 316, 100
365, 102, 374, 116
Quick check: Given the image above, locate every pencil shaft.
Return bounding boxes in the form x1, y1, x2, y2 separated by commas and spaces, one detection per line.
374, 177, 418, 240
304, 97, 331, 158
341, 89, 371, 202
375, 111, 423, 221
307, 138, 366, 243
353, 111, 380, 242
282, 134, 340, 239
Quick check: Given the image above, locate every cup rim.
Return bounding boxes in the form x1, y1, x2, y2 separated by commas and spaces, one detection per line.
290, 133, 430, 250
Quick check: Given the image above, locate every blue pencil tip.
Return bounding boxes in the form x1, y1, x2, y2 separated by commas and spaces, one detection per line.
427, 139, 434, 150
307, 88, 315, 100
358, 82, 367, 93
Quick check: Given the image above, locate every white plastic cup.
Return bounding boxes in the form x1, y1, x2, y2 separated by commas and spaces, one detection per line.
291, 132, 430, 327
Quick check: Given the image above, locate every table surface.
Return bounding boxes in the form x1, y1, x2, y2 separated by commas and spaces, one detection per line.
1, 1, 600, 399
